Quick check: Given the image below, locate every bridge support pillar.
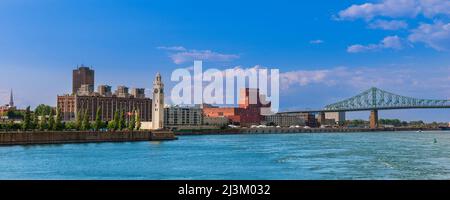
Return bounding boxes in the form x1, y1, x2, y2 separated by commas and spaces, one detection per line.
369, 110, 378, 129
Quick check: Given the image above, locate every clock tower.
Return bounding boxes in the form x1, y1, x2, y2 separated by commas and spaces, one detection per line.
152, 73, 164, 130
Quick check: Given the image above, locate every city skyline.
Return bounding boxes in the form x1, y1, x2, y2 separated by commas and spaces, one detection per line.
0, 0, 449, 122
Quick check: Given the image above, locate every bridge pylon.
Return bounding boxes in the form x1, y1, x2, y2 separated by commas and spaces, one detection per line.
369, 110, 378, 129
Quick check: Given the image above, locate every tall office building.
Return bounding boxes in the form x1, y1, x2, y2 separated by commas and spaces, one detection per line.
72, 65, 95, 94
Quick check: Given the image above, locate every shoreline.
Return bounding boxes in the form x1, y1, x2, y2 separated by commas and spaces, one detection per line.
175, 127, 446, 136
0, 127, 447, 146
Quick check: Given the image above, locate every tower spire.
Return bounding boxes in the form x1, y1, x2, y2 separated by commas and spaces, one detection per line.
9, 89, 14, 107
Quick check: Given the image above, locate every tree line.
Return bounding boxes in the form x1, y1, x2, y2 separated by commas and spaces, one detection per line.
1, 106, 141, 132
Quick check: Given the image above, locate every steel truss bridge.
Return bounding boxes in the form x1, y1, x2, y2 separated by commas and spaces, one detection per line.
280, 87, 450, 128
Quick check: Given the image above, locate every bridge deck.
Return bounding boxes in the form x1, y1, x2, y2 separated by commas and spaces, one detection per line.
279, 106, 450, 114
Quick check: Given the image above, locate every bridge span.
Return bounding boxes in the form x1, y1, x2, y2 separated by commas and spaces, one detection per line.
279, 87, 450, 128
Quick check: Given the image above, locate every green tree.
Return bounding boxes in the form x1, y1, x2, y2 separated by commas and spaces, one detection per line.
81, 110, 90, 131
65, 121, 77, 130
48, 110, 55, 131
75, 110, 83, 131
39, 114, 48, 131
34, 104, 52, 116
32, 112, 39, 130
54, 108, 63, 131
22, 106, 32, 131
113, 110, 120, 131
6, 110, 24, 119
128, 112, 135, 131
135, 110, 141, 130
107, 120, 116, 131
8, 120, 15, 131
118, 110, 126, 131
94, 108, 102, 131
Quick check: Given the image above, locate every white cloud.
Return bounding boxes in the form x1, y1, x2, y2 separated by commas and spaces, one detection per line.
157, 46, 187, 51
368, 19, 408, 30
337, 0, 420, 20
158, 46, 239, 64
310, 40, 325, 44
169, 50, 239, 64
420, 0, 450, 18
408, 21, 450, 51
280, 70, 330, 90
336, 0, 450, 52
279, 66, 450, 96
337, 0, 449, 20
347, 35, 404, 53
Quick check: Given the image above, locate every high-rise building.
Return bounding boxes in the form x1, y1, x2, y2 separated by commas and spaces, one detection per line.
72, 65, 94, 94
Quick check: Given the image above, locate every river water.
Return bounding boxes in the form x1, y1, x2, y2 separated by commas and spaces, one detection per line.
1, 131, 450, 180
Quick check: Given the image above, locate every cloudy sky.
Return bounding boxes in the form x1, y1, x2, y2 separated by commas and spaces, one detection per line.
0, 0, 449, 122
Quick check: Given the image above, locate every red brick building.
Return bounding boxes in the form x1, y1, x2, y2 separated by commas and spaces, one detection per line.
202, 88, 271, 126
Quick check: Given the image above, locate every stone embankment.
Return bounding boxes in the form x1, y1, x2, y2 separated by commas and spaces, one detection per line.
0, 130, 177, 146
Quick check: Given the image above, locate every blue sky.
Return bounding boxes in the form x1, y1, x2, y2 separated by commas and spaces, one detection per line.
0, 0, 449, 122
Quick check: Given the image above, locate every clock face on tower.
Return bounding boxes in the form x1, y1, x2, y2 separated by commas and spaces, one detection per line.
154, 88, 158, 93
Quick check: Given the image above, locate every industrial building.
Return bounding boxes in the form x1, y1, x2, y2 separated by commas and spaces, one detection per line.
58, 66, 152, 122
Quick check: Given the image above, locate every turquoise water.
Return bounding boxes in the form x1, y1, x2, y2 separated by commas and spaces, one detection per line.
1, 131, 450, 180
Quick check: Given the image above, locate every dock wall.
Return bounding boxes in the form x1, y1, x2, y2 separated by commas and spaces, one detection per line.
0, 130, 176, 146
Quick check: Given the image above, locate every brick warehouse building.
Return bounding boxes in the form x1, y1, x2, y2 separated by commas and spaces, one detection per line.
202, 88, 271, 126
57, 94, 152, 122
58, 66, 152, 122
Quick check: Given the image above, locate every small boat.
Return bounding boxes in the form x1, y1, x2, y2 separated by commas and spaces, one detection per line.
416, 130, 423, 133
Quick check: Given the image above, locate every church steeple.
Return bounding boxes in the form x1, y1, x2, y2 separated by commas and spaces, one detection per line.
9, 89, 14, 107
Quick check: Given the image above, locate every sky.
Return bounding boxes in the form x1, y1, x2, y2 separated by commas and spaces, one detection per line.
0, 0, 449, 122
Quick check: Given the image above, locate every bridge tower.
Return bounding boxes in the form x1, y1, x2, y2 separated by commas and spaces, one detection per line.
369, 110, 378, 129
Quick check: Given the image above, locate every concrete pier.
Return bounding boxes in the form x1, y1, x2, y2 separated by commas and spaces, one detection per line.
0, 130, 177, 146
